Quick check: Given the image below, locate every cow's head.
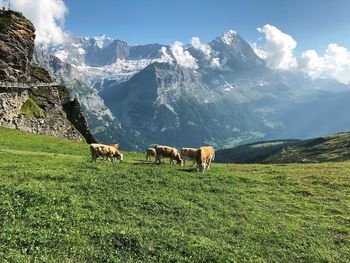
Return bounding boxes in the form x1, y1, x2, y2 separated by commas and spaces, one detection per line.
199, 162, 207, 172
114, 152, 123, 161
176, 154, 184, 166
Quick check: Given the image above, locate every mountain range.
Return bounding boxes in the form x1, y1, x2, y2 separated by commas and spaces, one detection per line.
34, 30, 350, 150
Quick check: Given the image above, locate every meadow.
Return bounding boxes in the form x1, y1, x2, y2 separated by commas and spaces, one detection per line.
0, 126, 349, 262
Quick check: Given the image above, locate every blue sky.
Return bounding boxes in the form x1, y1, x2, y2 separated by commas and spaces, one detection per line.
63, 0, 350, 55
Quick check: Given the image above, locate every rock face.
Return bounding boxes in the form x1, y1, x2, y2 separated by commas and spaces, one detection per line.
0, 10, 96, 143
0, 86, 82, 140
0, 10, 35, 82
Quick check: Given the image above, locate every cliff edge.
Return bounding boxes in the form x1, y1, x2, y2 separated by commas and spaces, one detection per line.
0, 9, 96, 143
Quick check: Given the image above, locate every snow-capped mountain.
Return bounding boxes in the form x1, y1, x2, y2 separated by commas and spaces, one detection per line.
35, 30, 350, 149
39, 35, 165, 89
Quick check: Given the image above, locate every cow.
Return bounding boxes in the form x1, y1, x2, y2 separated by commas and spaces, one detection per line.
155, 145, 183, 166
145, 147, 156, 161
180, 147, 198, 166
90, 143, 123, 162
196, 146, 215, 172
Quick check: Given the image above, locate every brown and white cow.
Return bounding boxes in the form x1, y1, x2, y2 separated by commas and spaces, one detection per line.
145, 147, 156, 161
155, 145, 183, 166
180, 147, 198, 166
196, 146, 215, 172
90, 143, 123, 162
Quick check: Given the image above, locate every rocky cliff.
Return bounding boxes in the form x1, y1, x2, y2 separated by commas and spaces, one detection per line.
0, 9, 96, 143
0, 10, 34, 82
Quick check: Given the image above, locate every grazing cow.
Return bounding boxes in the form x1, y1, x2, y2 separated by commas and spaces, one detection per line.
196, 146, 215, 172
145, 147, 156, 161
155, 145, 183, 166
90, 143, 123, 162
180, 147, 198, 166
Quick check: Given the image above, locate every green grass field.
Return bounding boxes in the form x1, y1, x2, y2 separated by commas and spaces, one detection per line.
0, 127, 349, 262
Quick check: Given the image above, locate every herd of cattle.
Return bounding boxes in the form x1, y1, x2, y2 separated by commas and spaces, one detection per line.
90, 143, 215, 172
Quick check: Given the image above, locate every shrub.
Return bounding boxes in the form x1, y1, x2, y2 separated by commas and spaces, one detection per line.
20, 98, 45, 119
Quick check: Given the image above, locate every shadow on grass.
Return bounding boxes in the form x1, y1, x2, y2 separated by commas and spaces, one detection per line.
181, 167, 197, 173
132, 160, 158, 165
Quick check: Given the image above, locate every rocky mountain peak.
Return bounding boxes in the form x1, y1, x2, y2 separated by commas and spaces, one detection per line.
219, 29, 239, 45
92, 34, 113, 49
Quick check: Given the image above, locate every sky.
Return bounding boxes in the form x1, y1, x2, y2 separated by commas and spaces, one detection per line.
63, 0, 350, 55
2, 0, 350, 83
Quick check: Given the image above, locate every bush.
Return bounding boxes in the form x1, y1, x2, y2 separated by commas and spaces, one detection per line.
20, 98, 45, 119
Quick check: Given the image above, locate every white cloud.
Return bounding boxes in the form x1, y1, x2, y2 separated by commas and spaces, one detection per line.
170, 41, 198, 69
255, 24, 297, 70
210, 57, 221, 69
251, 42, 268, 60
253, 24, 350, 83
159, 46, 174, 64
297, 50, 325, 77
191, 36, 221, 68
298, 44, 350, 83
191, 37, 211, 58
1, 0, 69, 44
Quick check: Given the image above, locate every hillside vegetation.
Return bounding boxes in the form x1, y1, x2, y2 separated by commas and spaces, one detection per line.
216, 132, 350, 164
215, 139, 302, 163
0, 126, 349, 262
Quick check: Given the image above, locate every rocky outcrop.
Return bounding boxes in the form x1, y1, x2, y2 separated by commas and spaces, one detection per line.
0, 86, 83, 140
0, 10, 96, 143
57, 85, 97, 144
0, 10, 35, 82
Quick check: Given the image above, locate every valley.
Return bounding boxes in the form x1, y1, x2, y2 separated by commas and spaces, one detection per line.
35, 30, 350, 150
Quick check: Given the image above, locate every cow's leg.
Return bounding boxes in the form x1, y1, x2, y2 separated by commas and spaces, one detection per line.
146, 153, 148, 161
91, 152, 98, 162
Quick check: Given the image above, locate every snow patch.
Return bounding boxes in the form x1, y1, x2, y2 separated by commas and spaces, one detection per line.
221, 29, 238, 45
78, 48, 85, 55
93, 34, 113, 49
55, 50, 69, 62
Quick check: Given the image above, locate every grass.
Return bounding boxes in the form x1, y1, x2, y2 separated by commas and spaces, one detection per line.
0, 17, 11, 30
267, 132, 350, 163
20, 98, 45, 119
0, 126, 349, 262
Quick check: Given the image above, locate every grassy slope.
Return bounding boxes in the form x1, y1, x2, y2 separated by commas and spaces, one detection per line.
216, 132, 350, 164
0, 127, 349, 262
215, 140, 302, 164
267, 132, 350, 163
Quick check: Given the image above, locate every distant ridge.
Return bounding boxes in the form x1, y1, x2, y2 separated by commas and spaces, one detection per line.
215, 131, 350, 164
